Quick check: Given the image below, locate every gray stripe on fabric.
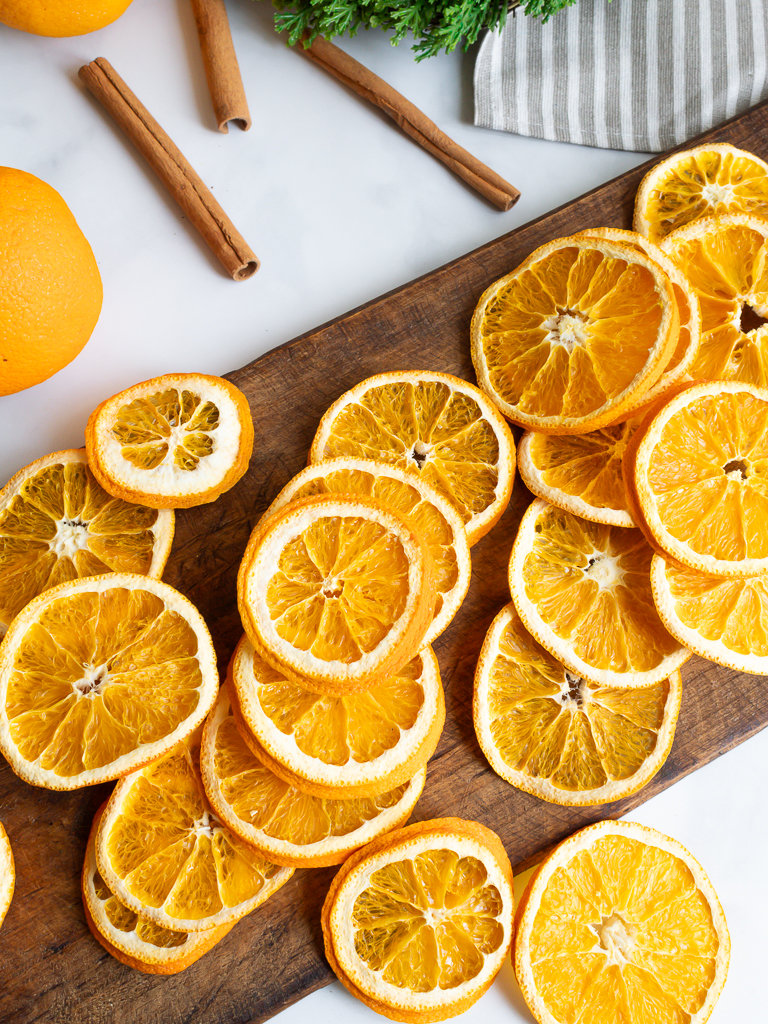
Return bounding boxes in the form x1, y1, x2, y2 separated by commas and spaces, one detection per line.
724, 0, 741, 117
670, 0, 687, 144
631, 0, 649, 151
710, 0, 728, 128
657, 0, 677, 148
592, 0, 608, 147
749, 0, 768, 106
495, 25, 510, 130
472, 30, 491, 127
550, 11, 570, 143
539, 6, 557, 139
645, 0, 660, 151
566, 3, 583, 143
604, 0, 624, 147
736, 0, 757, 113
617, 0, 635, 150
527, 13, 544, 140
683, 0, 701, 142
515, 9, 530, 135
579, 1, 597, 146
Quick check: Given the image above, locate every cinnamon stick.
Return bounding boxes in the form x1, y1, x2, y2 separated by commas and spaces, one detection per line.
190, 0, 251, 133
298, 36, 520, 212
79, 58, 259, 281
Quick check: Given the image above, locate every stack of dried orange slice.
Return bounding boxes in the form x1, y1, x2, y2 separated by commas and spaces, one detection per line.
626, 380, 768, 675
175, 370, 517, 1011
473, 222, 703, 528
208, 372, 515, 875
322, 817, 515, 1023
634, 144, 768, 387
472, 499, 690, 808
82, 805, 235, 975
84, 730, 293, 972
470, 143, 768, 824
0, 369, 289, 971
632, 148, 768, 664
469, 227, 694, 807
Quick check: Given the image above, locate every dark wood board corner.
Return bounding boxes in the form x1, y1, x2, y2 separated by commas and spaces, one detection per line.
2, 100, 768, 1024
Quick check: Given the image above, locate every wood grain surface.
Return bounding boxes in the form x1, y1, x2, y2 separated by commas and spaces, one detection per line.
2, 100, 768, 1024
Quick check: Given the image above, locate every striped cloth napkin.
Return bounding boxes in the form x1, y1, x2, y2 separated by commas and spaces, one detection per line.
474, 0, 768, 152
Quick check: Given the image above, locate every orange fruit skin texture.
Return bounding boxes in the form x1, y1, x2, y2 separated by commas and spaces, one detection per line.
0, 168, 102, 396
0, 0, 133, 36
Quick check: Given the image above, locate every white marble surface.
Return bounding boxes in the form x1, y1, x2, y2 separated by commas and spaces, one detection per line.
0, 0, 765, 1021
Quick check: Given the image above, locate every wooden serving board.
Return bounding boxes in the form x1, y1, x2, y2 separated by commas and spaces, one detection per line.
3, 101, 768, 1024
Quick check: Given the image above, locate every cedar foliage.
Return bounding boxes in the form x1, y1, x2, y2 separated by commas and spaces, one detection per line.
266, 1, 579, 60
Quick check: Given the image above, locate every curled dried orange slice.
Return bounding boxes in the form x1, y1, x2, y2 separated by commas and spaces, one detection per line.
86, 373, 253, 508
518, 420, 641, 528
515, 820, 730, 1024
651, 553, 768, 675
96, 732, 293, 932
237, 494, 435, 693
309, 371, 515, 545
0, 449, 174, 633
0, 573, 218, 790
201, 683, 426, 868
82, 806, 232, 974
471, 236, 679, 434
509, 500, 689, 688
264, 458, 470, 646
474, 603, 681, 806
634, 142, 768, 242
660, 214, 768, 383
576, 227, 701, 417
323, 817, 514, 1022
230, 635, 444, 799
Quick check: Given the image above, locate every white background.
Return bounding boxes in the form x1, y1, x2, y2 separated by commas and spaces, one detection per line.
0, 0, 766, 1021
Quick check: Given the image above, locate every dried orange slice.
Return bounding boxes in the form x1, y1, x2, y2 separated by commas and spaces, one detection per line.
265, 458, 471, 646
471, 236, 679, 434
0, 821, 13, 930
201, 683, 426, 868
96, 731, 293, 932
509, 500, 689, 687
323, 817, 514, 1022
237, 494, 435, 693
0, 449, 174, 633
651, 553, 768, 675
659, 214, 768, 383
86, 373, 253, 509
635, 142, 768, 242
0, 573, 218, 790
230, 635, 444, 798
473, 603, 681, 806
576, 227, 701, 417
309, 371, 515, 544
514, 819, 730, 1024
518, 419, 641, 528
631, 380, 768, 576
82, 806, 232, 974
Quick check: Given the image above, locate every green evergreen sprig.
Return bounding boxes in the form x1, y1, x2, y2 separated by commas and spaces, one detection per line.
265, 0, 579, 61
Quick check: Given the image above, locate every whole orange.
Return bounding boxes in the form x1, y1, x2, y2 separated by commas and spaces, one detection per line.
0, 168, 103, 397
0, 0, 133, 36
